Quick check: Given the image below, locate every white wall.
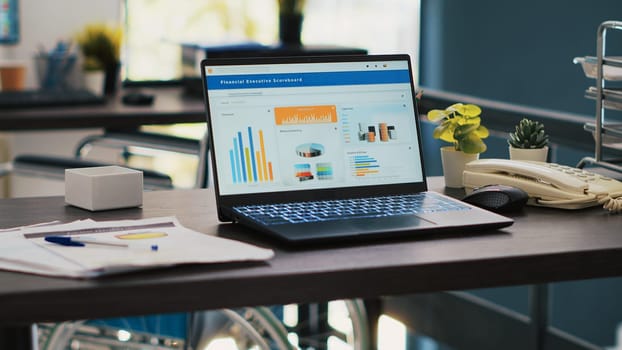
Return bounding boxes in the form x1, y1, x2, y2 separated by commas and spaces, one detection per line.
0, 0, 121, 197
1, 0, 121, 87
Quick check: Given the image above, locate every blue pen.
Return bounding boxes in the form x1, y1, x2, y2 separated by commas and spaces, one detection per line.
44, 236, 128, 248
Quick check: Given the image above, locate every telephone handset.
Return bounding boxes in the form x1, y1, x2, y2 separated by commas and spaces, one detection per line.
463, 159, 622, 212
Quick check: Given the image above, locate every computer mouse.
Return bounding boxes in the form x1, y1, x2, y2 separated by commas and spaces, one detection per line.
122, 92, 154, 106
462, 184, 528, 213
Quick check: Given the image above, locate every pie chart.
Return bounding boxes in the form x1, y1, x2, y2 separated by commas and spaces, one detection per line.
296, 143, 324, 157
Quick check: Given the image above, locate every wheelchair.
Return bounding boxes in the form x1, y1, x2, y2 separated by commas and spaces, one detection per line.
37, 300, 370, 350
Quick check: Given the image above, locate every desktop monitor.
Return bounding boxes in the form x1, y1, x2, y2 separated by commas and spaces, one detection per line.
0, 0, 19, 44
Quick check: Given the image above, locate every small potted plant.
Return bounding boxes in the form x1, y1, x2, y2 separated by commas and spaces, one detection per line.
508, 118, 549, 162
428, 103, 489, 188
75, 23, 122, 95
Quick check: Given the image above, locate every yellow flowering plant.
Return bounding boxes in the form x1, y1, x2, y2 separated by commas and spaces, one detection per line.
278, 0, 306, 14
427, 103, 489, 154
75, 23, 122, 71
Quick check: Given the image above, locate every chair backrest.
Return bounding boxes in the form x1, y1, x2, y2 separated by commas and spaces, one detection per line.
73, 130, 208, 189
195, 130, 211, 189
11, 154, 174, 191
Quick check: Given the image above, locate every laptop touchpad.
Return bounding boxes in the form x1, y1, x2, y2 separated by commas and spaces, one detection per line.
352, 215, 437, 232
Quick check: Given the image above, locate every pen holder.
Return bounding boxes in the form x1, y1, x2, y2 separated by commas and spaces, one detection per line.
65, 166, 143, 211
35, 54, 80, 90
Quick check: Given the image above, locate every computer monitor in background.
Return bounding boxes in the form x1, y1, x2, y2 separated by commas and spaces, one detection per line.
0, 0, 19, 44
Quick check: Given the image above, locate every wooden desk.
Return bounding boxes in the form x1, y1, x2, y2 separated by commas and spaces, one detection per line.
1, 178, 621, 348
0, 88, 206, 131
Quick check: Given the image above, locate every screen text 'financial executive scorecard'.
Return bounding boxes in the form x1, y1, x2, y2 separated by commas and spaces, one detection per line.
205, 61, 424, 196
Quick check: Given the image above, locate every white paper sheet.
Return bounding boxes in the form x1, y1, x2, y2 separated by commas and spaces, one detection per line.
0, 217, 274, 278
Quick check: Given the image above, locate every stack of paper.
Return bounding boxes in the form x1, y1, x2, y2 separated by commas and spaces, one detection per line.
0, 217, 274, 278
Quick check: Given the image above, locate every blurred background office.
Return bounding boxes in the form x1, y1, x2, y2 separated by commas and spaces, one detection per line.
0, 0, 418, 197
2, 0, 622, 349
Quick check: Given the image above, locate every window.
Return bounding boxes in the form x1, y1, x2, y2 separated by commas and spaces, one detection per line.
123, 0, 277, 82
124, 0, 420, 189
122, 0, 420, 83
303, 0, 420, 56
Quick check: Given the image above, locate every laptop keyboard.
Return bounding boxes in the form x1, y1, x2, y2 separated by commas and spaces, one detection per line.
233, 192, 470, 226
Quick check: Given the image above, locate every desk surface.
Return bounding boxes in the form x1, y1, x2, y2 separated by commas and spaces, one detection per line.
1, 178, 621, 325
0, 88, 206, 131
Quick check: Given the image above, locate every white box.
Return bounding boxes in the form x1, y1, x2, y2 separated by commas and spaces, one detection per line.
65, 166, 143, 211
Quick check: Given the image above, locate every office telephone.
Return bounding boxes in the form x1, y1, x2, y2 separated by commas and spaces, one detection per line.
463, 159, 622, 212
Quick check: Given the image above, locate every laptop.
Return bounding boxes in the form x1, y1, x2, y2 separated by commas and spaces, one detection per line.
201, 54, 513, 244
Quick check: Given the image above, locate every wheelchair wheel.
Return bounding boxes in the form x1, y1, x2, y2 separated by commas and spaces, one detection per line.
190, 307, 293, 350
38, 318, 186, 349
38, 299, 369, 350
38, 307, 292, 350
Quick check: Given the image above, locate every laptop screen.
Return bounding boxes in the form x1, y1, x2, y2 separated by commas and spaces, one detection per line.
203, 55, 424, 196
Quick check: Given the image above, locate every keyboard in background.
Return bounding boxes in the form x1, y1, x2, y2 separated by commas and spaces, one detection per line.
0, 89, 105, 108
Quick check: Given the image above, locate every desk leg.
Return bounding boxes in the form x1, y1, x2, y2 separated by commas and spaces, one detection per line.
530, 284, 550, 350
363, 298, 381, 350
296, 303, 330, 348
0, 324, 37, 350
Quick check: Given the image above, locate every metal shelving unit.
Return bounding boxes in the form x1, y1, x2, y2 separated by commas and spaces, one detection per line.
575, 20, 622, 173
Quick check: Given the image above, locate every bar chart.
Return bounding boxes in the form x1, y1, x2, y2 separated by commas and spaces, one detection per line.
229, 126, 274, 184
351, 154, 380, 177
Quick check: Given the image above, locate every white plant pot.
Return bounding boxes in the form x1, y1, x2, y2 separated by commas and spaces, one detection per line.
83, 70, 105, 96
440, 146, 479, 188
509, 146, 548, 162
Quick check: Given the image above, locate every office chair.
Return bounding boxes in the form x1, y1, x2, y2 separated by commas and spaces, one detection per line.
6, 154, 174, 191
72, 129, 209, 189
0, 129, 207, 195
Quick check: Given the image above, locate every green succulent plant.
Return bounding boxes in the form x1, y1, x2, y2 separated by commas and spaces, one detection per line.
508, 118, 549, 149
428, 103, 489, 154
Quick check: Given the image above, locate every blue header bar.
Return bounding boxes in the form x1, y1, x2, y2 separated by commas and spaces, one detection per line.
206, 70, 411, 90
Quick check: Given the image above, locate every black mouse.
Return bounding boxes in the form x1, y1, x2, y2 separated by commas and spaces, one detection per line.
122, 92, 154, 106
462, 184, 528, 213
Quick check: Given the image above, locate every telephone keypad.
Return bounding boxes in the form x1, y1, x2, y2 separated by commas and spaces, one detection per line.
543, 163, 612, 183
